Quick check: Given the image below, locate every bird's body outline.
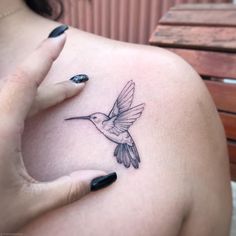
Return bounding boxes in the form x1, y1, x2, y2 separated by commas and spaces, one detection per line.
65, 80, 145, 169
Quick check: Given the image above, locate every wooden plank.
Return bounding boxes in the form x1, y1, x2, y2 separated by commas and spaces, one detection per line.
149, 25, 236, 52
220, 113, 236, 140
230, 163, 236, 181
172, 3, 234, 11
228, 141, 236, 164
205, 81, 236, 113
160, 10, 236, 27
167, 48, 236, 79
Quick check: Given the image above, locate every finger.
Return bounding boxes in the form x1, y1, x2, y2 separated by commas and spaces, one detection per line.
0, 28, 67, 124
28, 171, 117, 217
28, 78, 87, 117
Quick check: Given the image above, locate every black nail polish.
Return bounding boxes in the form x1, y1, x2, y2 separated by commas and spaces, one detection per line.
91, 172, 117, 191
70, 74, 89, 84
48, 25, 69, 38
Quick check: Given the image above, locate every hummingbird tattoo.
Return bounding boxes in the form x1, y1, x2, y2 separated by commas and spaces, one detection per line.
65, 80, 145, 169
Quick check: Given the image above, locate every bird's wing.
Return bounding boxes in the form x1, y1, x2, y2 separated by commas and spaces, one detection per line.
108, 80, 135, 118
104, 103, 145, 135
102, 116, 117, 131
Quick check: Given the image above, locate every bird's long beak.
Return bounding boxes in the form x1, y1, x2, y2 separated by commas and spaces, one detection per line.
65, 116, 90, 121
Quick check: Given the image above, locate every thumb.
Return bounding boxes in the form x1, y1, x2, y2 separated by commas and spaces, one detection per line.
29, 170, 117, 217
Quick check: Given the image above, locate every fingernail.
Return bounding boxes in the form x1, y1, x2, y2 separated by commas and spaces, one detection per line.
48, 25, 69, 38
70, 74, 89, 84
91, 172, 117, 191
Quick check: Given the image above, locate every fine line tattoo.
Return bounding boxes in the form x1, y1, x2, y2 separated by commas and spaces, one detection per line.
65, 80, 145, 169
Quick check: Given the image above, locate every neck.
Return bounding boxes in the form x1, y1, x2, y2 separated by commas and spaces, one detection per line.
0, 0, 23, 11
0, 0, 40, 37
0, 0, 60, 76
0, 0, 27, 26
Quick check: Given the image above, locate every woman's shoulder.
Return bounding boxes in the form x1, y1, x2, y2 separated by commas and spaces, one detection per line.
22, 27, 231, 236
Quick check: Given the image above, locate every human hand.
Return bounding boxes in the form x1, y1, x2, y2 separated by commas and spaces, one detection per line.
0, 25, 117, 233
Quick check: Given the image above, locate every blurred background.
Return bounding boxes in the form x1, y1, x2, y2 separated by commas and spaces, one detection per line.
58, 0, 231, 44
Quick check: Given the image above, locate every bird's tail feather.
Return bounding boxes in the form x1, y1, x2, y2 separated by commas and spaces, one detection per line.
114, 143, 140, 169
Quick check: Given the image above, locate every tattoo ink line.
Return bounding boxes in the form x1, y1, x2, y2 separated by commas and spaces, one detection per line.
65, 80, 145, 169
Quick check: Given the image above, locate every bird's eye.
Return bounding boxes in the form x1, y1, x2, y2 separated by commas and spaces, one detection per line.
93, 116, 97, 119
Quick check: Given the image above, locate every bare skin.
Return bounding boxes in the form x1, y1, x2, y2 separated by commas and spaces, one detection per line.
0, 1, 232, 235
0, 19, 118, 233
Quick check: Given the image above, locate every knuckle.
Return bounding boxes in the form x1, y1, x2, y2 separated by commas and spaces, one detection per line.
0, 118, 24, 138
66, 176, 87, 204
43, 48, 57, 63
12, 68, 28, 83
10, 68, 35, 88
59, 83, 73, 99
53, 83, 74, 105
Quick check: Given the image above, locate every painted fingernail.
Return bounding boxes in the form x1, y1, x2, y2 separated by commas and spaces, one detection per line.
70, 74, 89, 84
91, 172, 117, 191
48, 25, 69, 38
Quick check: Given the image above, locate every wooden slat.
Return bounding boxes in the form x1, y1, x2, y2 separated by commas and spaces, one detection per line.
228, 141, 236, 164
230, 163, 236, 181
148, 2, 236, 181
205, 81, 236, 113
160, 10, 236, 27
172, 3, 234, 11
149, 25, 236, 52
220, 113, 236, 140
167, 48, 236, 79
228, 140, 236, 181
